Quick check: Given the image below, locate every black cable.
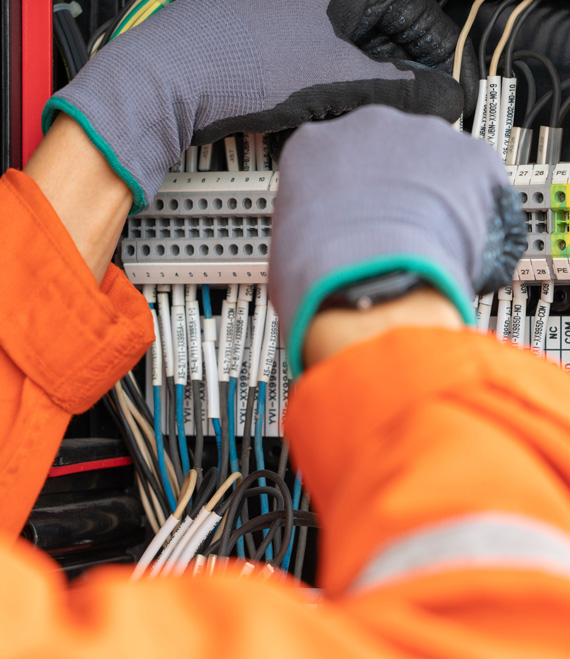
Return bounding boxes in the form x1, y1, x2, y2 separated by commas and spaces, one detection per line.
117, 381, 165, 496
522, 79, 570, 129
558, 93, 570, 126
86, 18, 113, 55
478, 0, 516, 79
276, 441, 289, 481
219, 470, 293, 563
97, 0, 139, 51
103, 393, 170, 519
504, 0, 543, 77
512, 59, 537, 125
219, 381, 230, 482
237, 385, 258, 554
252, 517, 283, 563
53, 12, 79, 80
293, 493, 312, 581
189, 467, 219, 517
166, 377, 184, 487
192, 380, 205, 486
53, 8, 88, 81
62, 9, 88, 70
515, 51, 564, 128
122, 373, 154, 427
215, 486, 285, 518
207, 511, 317, 560
240, 386, 257, 476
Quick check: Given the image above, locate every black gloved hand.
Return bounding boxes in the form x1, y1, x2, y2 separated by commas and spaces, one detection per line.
327, 0, 479, 116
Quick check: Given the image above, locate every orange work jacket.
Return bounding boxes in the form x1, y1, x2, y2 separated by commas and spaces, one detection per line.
2, 168, 570, 657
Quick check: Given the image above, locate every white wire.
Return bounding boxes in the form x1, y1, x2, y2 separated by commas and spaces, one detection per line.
150, 309, 163, 387
131, 514, 178, 581
511, 281, 528, 348
531, 281, 553, 356
477, 292, 494, 333
472, 79, 488, 139
161, 507, 211, 576
257, 301, 279, 385
497, 77, 517, 161
229, 285, 254, 379
496, 285, 513, 343
157, 290, 175, 378
218, 286, 238, 382
248, 286, 267, 388
185, 286, 202, 381
171, 284, 187, 386
202, 318, 220, 419
149, 515, 194, 577
172, 512, 222, 576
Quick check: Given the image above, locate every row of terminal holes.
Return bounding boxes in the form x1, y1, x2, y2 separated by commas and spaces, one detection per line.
520, 192, 546, 205
124, 242, 269, 257
129, 216, 271, 239
154, 196, 271, 212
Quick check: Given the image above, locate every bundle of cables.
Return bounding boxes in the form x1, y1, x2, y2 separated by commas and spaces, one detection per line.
131, 467, 318, 580
105, 282, 315, 579
89, 0, 173, 56
53, 3, 89, 81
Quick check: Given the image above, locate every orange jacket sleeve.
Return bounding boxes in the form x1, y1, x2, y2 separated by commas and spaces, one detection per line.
3, 167, 570, 656
0, 169, 154, 537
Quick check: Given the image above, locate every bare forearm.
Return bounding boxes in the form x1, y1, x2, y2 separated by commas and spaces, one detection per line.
303, 287, 463, 369
24, 114, 132, 285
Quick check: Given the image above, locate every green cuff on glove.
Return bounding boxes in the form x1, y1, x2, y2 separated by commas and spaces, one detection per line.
42, 97, 147, 215
287, 254, 476, 379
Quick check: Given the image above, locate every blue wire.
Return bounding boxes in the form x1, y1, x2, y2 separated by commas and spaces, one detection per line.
254, 381, 273, 561
202, 284, 212, 318
228, 377, 239, 474
280, 472, 303, 573
176, 383, 190, 475
153, 385, 176, 512
201, 285, 222, 473
227, 376, 245, 559
212, 417, 222, 473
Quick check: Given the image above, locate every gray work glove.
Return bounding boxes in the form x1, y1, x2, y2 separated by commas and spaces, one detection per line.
268, 105, 526, 378
327, 0, 479, 115
42, 0, 464, 214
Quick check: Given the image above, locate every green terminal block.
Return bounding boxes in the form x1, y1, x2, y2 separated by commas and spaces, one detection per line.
551, 184, 570, 258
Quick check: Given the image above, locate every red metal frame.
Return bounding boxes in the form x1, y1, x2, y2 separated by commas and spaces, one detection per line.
21, 0, 52, 166
47, 457, 134, 478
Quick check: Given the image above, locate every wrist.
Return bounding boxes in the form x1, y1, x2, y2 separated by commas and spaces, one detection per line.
303, 287, 463, 369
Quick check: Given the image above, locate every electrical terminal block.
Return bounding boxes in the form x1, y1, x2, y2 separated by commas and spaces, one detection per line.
549, 164, 570, 279
122, 172, 277, 284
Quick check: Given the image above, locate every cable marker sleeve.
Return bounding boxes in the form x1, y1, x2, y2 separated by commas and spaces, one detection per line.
218, 300, 236, 382
185, 299, 202, 381
258, 303, 279, 384
230, 298, 250, 379
497, 78, 517, 162
485, 76, 502, 151
150, 309, 163, 387
157, 292, 175, 378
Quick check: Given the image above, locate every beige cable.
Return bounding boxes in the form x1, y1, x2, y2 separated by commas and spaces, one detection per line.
136, 475, 160, 534
114, 383, 167, 525
453, 0, 487, 82
121, 384, 180, 498
489, 0, 535, 76
205, 472, 242, 512
174, 470, 197, 519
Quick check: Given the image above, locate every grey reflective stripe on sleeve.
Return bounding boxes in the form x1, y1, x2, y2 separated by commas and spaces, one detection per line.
349, 512, 570, 594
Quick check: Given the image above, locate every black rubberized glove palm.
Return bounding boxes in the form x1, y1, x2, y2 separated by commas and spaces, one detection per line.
327, 0, 479, 116
42, 0, 465, 213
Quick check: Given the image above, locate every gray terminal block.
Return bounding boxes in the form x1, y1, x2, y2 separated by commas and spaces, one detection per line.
516, 171, 555, 279
122, 172, 276, 284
